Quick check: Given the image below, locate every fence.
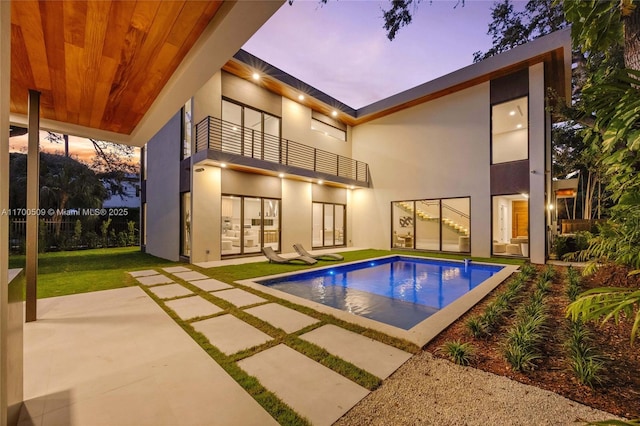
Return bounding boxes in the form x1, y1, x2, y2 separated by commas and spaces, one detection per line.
9, 215, 140, 253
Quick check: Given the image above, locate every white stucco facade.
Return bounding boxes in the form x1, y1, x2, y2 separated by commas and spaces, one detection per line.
143, 30, 572, 265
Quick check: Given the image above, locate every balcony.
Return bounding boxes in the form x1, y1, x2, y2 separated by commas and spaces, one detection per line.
194, 116, 370, 187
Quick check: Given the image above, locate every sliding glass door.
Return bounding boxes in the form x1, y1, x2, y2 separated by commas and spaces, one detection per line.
221, 195, 280, 256
392, 197, 470, 253
312, 202, 346, 248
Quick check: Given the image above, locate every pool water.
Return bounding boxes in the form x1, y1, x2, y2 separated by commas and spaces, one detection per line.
259, 256, 503, 330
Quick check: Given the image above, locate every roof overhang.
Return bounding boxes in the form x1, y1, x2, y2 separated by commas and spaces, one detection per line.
225, 27, 572, 127
9, 0, 284, 147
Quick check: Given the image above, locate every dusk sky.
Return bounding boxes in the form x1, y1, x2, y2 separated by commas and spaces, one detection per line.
243, 0, 505, 109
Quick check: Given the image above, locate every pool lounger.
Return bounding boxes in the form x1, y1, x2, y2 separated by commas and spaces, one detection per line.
262, 246, 317, 265
293, 243, 344, 261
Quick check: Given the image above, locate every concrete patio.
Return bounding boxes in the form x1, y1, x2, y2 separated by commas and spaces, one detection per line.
18, 265, 414, 426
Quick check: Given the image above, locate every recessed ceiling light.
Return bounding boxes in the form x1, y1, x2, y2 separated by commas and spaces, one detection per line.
220, 163, 227, 168
298, 94, 305, 101
318, 180, 324, 185
252, 72, 260, 80
509, 111, 516, 116
331, 111, 338, 117
349, 185, 355, 190
278, 173, 285, 178
516, 124, 523, 129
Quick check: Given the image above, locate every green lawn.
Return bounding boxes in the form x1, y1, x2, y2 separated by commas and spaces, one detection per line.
8, 246, 524, 299
9, 247, 179, 298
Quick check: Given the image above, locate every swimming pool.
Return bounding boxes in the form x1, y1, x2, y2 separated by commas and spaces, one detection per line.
257, 256, 504, 330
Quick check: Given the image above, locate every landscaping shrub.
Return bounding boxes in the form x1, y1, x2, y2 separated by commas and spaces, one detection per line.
566, 266, 582, 302
502, 271, 552, 372
565, 320, 603, 387
441, 340, 475, 366
466, 269, 532, 338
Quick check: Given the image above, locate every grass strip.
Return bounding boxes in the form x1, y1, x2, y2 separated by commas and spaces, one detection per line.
177, 279, 384, 390
138, 284, 310, 426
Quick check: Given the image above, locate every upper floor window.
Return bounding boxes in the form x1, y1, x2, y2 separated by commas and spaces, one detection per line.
182, 99, 192, 159
311, 118, 346, 141
491, 96, 528, 164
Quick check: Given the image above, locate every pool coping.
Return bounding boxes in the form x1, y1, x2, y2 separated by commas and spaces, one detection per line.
236, 255, 520, 347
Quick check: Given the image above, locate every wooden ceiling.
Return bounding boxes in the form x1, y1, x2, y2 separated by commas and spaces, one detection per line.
10, 0, 223, 135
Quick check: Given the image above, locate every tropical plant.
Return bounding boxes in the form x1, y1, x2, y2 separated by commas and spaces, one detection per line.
100, 218, 112, 247
565, 320, 604, 387
567, 286, 640, 344
441, 340, 475, 366
566, 266, 582, 302
466, 316, 487, 338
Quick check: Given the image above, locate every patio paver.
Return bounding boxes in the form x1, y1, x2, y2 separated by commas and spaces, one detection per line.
192, 314, 272, 355
189, 278, 233, 292
162, 266, 192, 273
135, 274, 174, 286
238, 344, 369, 426
165, 296, 223, 321
172, 271, 209, 281
244, 303, 319, 333
147, 284, 193, 299
18, 287, 278, 426
213, 288, 267, 308
129, 269, 159, 278
300, 324, 412, 379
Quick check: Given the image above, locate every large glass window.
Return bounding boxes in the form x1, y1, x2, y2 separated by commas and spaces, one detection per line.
180, 193, 191, 257
221, 99, 281, 161
492, 195, 529, 257
221, 195, 280, 256
182, 100, 192, 159
311, 118, 346, 141
392, 197, 470, 253
312, 202, 346, 248
492, 96, 528, 164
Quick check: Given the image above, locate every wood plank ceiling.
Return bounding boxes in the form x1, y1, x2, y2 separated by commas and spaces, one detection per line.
10, 0, 222, 135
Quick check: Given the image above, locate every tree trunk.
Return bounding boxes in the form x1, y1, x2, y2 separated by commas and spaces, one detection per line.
624, 3, 640, 71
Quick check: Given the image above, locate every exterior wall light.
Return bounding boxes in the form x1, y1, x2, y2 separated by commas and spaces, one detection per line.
195, 167, 205, 173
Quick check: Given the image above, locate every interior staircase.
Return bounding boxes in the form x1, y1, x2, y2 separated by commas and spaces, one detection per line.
397, 201, 469, 236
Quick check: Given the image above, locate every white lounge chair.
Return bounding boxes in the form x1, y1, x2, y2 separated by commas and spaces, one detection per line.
293, 243, 344, 261
262, 246, 317, 265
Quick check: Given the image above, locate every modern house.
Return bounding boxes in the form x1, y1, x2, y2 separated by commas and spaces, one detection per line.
142, 28, 571, 266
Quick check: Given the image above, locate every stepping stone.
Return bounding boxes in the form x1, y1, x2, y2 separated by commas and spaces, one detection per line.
190, 278, 233, 292
162, 266, 192, 273
238, 344, 369, 426
213, 289, 267, 308
129, 270, 158, 278
172, 271, 209, 281
300, 324, 412, 379
136, 274, 174, 286
244, 303, 319, 333
192, 314, 272, 355
147, 284, 192, 299
165, 295, 223, 320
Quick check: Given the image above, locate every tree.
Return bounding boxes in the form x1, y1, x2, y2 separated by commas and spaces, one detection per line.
562, 0, 640, 347
9, 153, 107, 236
473, 0, 566, 62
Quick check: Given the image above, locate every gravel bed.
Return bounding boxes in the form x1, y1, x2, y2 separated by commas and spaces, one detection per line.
335, 351, 621, 426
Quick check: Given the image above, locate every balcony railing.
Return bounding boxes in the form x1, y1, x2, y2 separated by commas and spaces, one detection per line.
195, 116, 369, 185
